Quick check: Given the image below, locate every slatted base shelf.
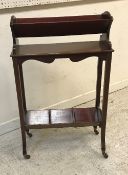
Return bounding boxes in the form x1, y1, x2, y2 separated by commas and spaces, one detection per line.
25, 107, 102, 129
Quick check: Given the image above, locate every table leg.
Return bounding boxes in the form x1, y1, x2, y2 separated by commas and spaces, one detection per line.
94, 58, 103, 135
13, 59, 30, 159
101, 55, 112, 158
19, 64, 32, 138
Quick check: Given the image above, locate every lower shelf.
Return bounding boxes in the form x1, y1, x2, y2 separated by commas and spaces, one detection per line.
25, 107, 102, 129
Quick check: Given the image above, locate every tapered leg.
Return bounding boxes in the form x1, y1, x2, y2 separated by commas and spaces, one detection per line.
19, 64, 32, 138
95, 58, 103, 108
13, 59, 30, 159
19, 64, 27, 113
101, 56, 112, 158
94, 58, 103, 135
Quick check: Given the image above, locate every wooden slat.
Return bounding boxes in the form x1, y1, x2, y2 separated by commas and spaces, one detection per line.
25, 108, 102, 129
74, 108, 98, 124
26, 110, 49, 125
51, 109, 74, 124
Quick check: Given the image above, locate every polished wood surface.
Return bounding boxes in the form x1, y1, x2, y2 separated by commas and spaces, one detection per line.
10, 12, 113, 37
26, 110, 49, 125
25, 108, 102, 129
11, 41, 113, 58
51, 109, 73, 124
74, 108, 99, 124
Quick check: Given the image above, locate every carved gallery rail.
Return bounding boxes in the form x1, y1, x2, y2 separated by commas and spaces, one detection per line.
10, 11, 114, 159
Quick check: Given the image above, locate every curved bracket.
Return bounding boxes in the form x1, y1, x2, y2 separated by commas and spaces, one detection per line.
13, 53, 107, 65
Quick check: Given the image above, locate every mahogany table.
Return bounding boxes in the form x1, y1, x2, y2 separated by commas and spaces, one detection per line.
10, 11, 114, 159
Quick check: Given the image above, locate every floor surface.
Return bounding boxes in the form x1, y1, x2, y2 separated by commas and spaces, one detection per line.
0, 87, 128, 175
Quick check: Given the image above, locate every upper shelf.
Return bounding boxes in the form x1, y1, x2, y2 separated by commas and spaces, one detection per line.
12, 13, 112, 24
10, 12, 113, 38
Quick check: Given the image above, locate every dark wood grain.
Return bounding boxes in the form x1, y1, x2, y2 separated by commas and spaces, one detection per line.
11, 41, 113, 58
26, 110, 49, 125
10, 12, 113, 37
25, 108, 102, 129
51, 109, 73, 124
74, 107, 98, 124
